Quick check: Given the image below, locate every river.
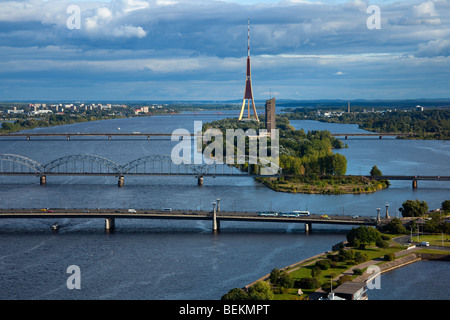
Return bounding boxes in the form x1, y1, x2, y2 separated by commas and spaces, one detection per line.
0, 110, 448, 300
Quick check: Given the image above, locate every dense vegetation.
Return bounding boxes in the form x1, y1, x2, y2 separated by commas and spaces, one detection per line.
284, 108, 450, 139
202, 116, 347, 176
222, 217, 450, 300
0, 113, 121, 133
203, 116, 389, 194
221, 225, 394, 300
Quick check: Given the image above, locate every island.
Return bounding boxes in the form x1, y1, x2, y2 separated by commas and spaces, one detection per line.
202, 116, 390, 194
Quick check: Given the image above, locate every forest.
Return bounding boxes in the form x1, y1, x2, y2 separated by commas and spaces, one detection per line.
0, 113, 121, 133
202, 116, 388, 194
284, 108, 450, 140
202, 115, 347, 176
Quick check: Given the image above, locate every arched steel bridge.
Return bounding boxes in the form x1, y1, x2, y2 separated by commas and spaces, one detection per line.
0, 153, 281, 186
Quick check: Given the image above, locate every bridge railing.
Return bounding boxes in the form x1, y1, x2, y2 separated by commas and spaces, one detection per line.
0, 153, 281, 177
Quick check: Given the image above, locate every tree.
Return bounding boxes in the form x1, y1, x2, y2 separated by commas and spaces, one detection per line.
269, 268, 281, 285
370, 165, 382, 177
247, 281, 274, 300
383, 217, 406, 234
442, 200, 450, 213
311, 265, 322, 278
332, 153, 347, 175
221, 288, 249, 300
346, 225, 381, 249
269, 268, 294, 289
375, 237, 389, 250
277, 272, 294, 289
399, 200, 429, 217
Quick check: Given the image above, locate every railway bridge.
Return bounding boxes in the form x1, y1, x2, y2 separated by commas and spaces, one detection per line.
0, 153, 447, 189
0, 153, 281, 186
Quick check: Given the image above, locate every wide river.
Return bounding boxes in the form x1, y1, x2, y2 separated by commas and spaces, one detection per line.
0, 109, 449, 300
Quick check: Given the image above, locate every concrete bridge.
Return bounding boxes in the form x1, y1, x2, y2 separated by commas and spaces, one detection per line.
0, 208, 379, 233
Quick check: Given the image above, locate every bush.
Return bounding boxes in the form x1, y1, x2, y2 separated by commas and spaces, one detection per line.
354, 251, 369, 264
297, 277, 320, 290
221, 288, 249, 300
352, 268, 363, 275
376, 238, 389, 249
247, 281, 274, 300
384, 253, 395, 261
315, 259, 331, 270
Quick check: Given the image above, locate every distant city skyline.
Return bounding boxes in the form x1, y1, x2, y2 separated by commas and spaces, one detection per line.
0, 0, 449, 101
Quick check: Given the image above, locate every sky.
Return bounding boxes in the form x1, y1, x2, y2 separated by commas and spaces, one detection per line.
0, 0, 449, 101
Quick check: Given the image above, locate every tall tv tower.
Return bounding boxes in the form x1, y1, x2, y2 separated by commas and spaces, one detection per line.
238, 18, 259, 123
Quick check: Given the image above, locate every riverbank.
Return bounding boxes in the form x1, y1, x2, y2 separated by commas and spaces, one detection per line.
239, 235, 450, 300
257, 175, 390, 195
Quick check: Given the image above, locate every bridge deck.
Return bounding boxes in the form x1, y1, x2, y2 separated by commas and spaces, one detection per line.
0, 132, 411, 138
0, 209, 378, 226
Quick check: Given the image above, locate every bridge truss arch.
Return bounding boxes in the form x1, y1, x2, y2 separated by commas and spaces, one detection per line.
43, 154, 122, 175
0, 153, 45, 174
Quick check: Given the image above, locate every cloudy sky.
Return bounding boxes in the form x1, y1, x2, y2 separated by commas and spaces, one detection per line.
0, 0, 449, 101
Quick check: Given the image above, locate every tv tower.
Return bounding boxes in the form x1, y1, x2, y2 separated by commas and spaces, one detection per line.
238, 18, 259, 123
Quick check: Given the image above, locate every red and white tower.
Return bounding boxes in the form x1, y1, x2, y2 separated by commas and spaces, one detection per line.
239, 18, 259, 123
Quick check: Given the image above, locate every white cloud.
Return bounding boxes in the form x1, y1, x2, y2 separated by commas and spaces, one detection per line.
0, 0, 449, 100
413, 1, 438, 17
415, 39, 450, 57
112, 25, 147, 38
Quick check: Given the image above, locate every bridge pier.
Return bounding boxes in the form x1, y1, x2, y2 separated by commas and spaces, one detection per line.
305, 223, 311, 233
198, 176, 203, 186
105, 218, 115, 231
40, 175, 46, 186
412, 180, 418, 189
118, 175, 124, 187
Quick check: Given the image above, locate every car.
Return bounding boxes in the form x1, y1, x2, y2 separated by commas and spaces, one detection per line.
321, 215, 331, 220
47, 210, 54, 213
128, 209, 137, 213
420, 241, 430, 247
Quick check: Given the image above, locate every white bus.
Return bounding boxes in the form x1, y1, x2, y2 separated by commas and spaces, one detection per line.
293, 211, 310, 216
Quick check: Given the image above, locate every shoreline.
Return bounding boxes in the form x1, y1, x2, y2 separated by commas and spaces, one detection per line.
242, 237, 450, 300
256, 176, 389, 195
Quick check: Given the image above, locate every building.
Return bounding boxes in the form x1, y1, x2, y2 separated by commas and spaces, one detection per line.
265, 98, 276, 133
333, 281, 368, 300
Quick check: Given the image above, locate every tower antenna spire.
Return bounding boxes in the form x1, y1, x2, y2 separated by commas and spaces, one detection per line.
239, 18, 259, 123
247, 17, 250, 57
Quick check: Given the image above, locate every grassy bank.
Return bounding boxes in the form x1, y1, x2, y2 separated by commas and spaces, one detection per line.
257, 175, 390, 195
222, 230, 450, 300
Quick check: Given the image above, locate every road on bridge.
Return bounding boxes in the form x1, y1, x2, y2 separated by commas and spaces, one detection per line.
0, 208, 379, 227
